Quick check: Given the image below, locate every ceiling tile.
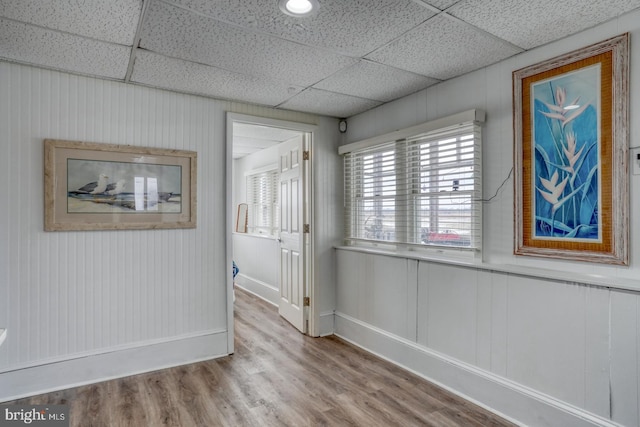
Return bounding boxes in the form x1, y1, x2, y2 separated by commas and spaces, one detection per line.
0, 0, 141, 45
314, 60, 439, 102
131, 50, 304, 107
420, 0, 461, 10
279, 88, 382, 118
165, 0, 436, 57
448, 0, 640, 49
2, 0, 636, 119
140, 1, 356, 87
0, 19, 130, 79
365, 14, 523, 80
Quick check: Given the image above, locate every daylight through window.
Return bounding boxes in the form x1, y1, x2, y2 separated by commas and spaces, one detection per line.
246, 169, 279, 237
343, 120, 482, 251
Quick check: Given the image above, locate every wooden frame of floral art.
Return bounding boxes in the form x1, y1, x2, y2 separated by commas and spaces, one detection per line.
513, 33, 629, 265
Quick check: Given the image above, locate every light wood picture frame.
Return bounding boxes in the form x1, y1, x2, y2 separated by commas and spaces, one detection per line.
44, 139, 197, 231
235, 203, 248, 233
513, 33, 629, 265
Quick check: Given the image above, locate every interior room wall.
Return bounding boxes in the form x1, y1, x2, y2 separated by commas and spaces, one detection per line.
336, 8, 640, 427
0, 62, 229, 400
0, 61, 341, 399
232, 144, 280, 304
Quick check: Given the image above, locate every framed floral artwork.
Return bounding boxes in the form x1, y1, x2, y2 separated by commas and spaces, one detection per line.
513, 33, 629, 265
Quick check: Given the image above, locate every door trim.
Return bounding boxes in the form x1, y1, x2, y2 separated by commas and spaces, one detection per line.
226, 113, 317, 352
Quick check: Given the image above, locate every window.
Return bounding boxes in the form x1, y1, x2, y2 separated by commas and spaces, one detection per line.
246, 169, 279, 236
343, 113, 483, 252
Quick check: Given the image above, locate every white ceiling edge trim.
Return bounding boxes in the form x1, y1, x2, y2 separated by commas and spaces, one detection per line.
338, 109, 486, 155
244, 163, 278, 176
227, 112, 318, 133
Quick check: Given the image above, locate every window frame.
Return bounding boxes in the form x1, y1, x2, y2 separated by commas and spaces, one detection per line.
341, 110, 484, 254
245, 166, 279, 237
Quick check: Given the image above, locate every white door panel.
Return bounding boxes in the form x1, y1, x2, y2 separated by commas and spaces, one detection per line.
278, 135, 306, 333
291, 178, 300, 232
280, 181, 288, 234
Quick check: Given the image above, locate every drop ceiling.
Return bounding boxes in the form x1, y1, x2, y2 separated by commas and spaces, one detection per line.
1, 0, 639, 120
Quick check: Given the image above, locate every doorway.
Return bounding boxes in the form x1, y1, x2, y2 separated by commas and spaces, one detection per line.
226, 113, 316, 353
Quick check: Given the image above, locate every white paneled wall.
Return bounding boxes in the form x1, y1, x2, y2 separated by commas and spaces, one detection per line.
336, 7, 640, 427
336, 252, 416, 340
610, 291, 640, 426
419, 264, 479, 365
0, 63, 228, 397
0, 62, 225, 363
0, 60, 342, 398
336, 250, 640, 426
308, 113, 342, 336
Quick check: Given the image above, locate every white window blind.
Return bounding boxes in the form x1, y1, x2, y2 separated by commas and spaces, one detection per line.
246, 169, 279, 236
344, 121, 482, 250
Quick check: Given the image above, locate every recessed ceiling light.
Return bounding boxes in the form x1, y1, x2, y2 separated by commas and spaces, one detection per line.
278, 0, 318, 17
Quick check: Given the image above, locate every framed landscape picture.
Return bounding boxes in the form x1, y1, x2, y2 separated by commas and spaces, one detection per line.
44, 139, 197, 231
513, 33, 629, 265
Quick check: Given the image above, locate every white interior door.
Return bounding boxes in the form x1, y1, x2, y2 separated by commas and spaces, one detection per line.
278, 135, 307, 333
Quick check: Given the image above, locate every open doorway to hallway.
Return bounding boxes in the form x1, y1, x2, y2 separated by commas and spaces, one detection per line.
226, 113, 316, 352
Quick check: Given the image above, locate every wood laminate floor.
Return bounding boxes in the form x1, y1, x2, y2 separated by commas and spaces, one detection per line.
5, 288, 516, 426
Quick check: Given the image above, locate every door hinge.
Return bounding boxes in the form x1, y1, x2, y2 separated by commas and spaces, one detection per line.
302, 150, 310, 160
303, 224, 310, 233
303, 297, 310, 306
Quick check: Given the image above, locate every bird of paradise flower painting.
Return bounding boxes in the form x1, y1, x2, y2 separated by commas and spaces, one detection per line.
531, 65, 601, 242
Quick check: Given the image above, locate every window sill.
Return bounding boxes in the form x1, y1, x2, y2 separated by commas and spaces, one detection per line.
334, 245, 640, 293
335, 244, 479, 266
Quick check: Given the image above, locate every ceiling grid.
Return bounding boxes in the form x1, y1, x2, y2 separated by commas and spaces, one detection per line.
1, 0, 639, 118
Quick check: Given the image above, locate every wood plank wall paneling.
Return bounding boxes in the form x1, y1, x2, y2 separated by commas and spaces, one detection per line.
336, 8, 640, 426
0, 61, 342, 396
335, 249, 640, 425
0, 61, 10, 369
610, 291, 640, 426
0, 62, 231, 372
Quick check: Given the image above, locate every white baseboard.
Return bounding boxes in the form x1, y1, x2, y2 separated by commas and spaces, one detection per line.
0, 330, 228, 402
318, 311, 334, 337
235, 274, 279, 306
334, 312, 618, 427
